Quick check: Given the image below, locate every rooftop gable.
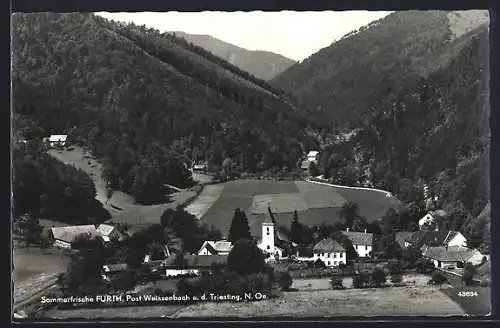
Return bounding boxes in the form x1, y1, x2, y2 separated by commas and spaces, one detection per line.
342, 231, 373, 246
313, 238, 346, 253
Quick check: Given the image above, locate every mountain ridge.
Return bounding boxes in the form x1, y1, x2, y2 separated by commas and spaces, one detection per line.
170, 31, 296, 81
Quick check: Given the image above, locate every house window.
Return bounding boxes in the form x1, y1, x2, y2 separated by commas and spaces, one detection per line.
267, 245, 270, 250
327, 253, 330, 258
334, 253, 337, 258
328, 261, 331, 266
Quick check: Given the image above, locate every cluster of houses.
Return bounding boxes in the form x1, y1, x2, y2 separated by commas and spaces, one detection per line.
48, 205, 487, 280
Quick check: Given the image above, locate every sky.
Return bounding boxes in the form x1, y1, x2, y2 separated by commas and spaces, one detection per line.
96, 11, 393, 61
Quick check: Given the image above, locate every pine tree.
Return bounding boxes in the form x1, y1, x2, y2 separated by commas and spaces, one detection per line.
228, 208, 251, 243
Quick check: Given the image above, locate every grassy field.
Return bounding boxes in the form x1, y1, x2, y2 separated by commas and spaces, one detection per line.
13, 247, 71, 304
197, 179, 400, 238
170, 284, 464, 318
185, 185, 225, 219
440, 271, 491, 316
47, 146, 198, 227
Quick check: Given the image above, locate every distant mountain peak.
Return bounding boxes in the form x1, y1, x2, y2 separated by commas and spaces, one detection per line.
167, 31, 295, 81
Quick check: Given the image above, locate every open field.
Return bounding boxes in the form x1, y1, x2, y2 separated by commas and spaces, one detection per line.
47, 146, 198, 227
185, 185, 225, 219
198, 179, 400, 238
170, 285, 465, 318
13, 247, 70, 304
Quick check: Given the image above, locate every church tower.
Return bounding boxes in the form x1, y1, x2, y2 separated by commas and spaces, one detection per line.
260, 205, 275, 254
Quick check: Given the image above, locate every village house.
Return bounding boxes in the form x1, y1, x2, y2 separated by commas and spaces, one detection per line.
342, 229, 373, 258
307, 150, 320, 163
49, 223, 124, 249
192, 161, 208, 172
144, 244, 171, 264
405, 230, 467, 249
164, 254, 227, 277
197, 240, 233, 256
49, 225, 99, 249
418, 210, 447, 230
312, 238, 346, 267
45, 134, 68, 148
422, 245, 485, 269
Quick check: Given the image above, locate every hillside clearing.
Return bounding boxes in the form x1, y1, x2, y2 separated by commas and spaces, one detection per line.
184, 185, 225, 219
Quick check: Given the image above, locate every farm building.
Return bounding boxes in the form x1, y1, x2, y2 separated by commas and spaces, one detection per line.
192, 161, 208, 171
49, 225, 98, 249
164, 254, 227, 277
422, 245, 485, 269
49, 223, 123, 249
312, 238, 346, 267
406, 230, 467, 249
307, 150, 320, 163
197, 240, 233, 256
144, 244, 171, 263
342, 229, 373, 258
418, 210, 447, 230
46, 134, 68, 148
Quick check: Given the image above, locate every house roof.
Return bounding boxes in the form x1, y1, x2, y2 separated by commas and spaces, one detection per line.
307, 151, 319, 157
395, 231, 415, 248
213, 240, 233, 253
50, 225, 97, 243
165, 255, 228, 268
96, 224, 115, 236
422, 246, 480, 262
313, 238, 346, 253
49, 135, 67, 142
301, 160, 310, 169
407, 230, 460, 247
103, 263, 128, 273
342, 231, 373, 246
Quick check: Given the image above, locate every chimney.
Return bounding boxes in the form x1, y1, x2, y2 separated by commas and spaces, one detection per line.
346, 228, 350, 232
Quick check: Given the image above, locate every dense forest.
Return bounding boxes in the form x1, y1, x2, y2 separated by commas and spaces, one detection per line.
272, 11, 488, 129
11, 13, 327, 205
314, 25, 490, 251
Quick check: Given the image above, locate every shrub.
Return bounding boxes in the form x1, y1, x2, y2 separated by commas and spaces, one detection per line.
387, 259, 403, 275
279, 271, 293, 291
330, 275, 344, 289
462, 263, 476, 286
428, 272, 448, 285
353, 272, 370, 288
314, 259, 326, 268
416, 258, 435, 274
390, 273, 403, 284
371, 268, 387, 287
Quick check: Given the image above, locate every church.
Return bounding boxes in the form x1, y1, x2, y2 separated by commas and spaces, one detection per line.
197, 206, 292, 261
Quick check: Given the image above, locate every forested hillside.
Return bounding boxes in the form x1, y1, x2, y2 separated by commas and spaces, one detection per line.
272, 10, 489, 129
315, 25, 490, 250
170, 31, 295, 81
11, 13, 328, 205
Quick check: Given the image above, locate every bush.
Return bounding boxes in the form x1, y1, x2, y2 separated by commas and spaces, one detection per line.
391, 273, 403, 284
462, 263, 476, 286
313, 259, 326, 268
387, 259, 403, 275
330, 275, 344, 289
279, 271, 293, 291
371, 268, 387, 287
428, 272, 448, 285
416, 258, 435, 274
353, 272, 370, 288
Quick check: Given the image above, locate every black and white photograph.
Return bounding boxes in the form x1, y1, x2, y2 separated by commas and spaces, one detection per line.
11, 9, 491, 320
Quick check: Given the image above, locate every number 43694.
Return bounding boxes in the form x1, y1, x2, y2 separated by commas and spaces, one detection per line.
458, 291, 478, 297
